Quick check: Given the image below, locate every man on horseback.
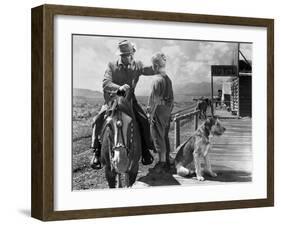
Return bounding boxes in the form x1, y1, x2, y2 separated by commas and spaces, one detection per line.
90, 40, 155, 169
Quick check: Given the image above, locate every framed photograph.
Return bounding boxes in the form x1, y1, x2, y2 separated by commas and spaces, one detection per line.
31, 4, 274, 221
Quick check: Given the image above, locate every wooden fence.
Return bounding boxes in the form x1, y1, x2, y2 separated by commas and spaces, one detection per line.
172, 110, 200, 150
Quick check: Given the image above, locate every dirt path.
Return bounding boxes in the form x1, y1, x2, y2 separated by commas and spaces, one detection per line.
72, 137, 160, 190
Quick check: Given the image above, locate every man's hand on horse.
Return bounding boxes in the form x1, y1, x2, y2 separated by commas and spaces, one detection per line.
118, 84, 130, 96
145, 106, 152, 120
119, 84, 130, 92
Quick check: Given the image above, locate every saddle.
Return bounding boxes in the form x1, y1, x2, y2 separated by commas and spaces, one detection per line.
101, 95, 134, 140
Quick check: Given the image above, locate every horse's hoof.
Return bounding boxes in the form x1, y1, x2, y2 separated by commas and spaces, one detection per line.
141, 152, 154, 165
90, 162, 102, 170
90, 156, 102, 170
90, 163, 102, 170
141, 156, 154, 165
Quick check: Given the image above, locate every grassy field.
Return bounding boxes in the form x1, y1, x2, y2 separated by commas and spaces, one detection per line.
72, 94, 201, 190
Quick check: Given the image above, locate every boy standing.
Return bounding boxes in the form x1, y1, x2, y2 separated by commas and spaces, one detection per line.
147, 53, 174, 173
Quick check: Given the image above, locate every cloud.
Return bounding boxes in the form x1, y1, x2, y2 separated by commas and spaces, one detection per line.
104, 39, 119, 55
73, 43, 109, 91
160, 45, 188, 83
165, 40, 176, 45
72, 35, 252, 96
240, 43, 252, 61
75, 47, 98, 72
176, 42, 240, 84
134, 47, 155, 96
161, 45, 183, 58
196, 42, 233, 62
181, 61, 210, 83
134, 48, 154, 65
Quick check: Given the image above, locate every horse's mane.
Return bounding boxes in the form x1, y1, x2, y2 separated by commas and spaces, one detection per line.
107, 95, 134, 118
116, 96, 134, 118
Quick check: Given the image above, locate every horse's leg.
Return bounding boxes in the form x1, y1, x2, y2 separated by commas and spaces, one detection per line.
105, 166, 116, 188
102, 125, 117, 188
125, 173, 129, 188
127, 172, 137, 187
125, 121, 142, 187
165, 122, 171, 168
127, 164, 139, 187
116, 173, 122, 188
124, 172, 136, 187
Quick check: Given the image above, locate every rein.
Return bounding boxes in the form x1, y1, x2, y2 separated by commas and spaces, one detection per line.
103, 98, 134, 157
116, 111, 129, 155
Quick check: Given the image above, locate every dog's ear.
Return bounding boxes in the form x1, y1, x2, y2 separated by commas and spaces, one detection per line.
204, 117, 216, 129
204, 118, 211, 127
204, 118, 212, 137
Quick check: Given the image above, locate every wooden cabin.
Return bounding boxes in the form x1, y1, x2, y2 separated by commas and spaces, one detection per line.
230, 60, 252, 117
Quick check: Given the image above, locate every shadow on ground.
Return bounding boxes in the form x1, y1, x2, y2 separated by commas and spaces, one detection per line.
18, 209, 30, 217
204, 164, 252, 182
137, 164, 252, 186
138, 168, 180, 186
203, 170, 252, 182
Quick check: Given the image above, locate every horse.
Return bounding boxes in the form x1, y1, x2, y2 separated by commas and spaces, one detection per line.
195, 97, 213, 119
100, 89, 142, 188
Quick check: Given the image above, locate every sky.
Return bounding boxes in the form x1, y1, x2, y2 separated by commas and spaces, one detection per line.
72, 35, 252, 96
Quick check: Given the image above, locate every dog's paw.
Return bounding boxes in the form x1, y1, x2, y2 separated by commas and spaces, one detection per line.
197, 176, 205, 181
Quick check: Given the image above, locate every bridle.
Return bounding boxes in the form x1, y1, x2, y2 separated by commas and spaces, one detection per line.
104, 96, 134, 161
114, 110, 130, 156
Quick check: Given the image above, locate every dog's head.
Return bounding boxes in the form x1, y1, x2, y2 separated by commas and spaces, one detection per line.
204, 117, 226, 136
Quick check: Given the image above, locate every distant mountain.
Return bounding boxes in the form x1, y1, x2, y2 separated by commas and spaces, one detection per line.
73, 88, 103, 98
174, 82, 222, 96
74, 83, 222, 99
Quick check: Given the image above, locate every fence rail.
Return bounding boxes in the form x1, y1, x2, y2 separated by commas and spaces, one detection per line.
173, 110, 200, 150
170, 103, 198, 118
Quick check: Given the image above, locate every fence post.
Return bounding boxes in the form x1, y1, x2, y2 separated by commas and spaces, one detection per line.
194, 112, 198, 130
174, 113, 180, 150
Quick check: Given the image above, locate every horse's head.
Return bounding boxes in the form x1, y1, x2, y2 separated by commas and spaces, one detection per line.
107, 90, 135, 173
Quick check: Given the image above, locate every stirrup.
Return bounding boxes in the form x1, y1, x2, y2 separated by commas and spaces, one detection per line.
141, 154, 154, 165
90, 152, 102, 170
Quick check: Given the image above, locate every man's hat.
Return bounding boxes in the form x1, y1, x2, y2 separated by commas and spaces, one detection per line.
152, 52, 167, 67
116, 40, 136, 55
